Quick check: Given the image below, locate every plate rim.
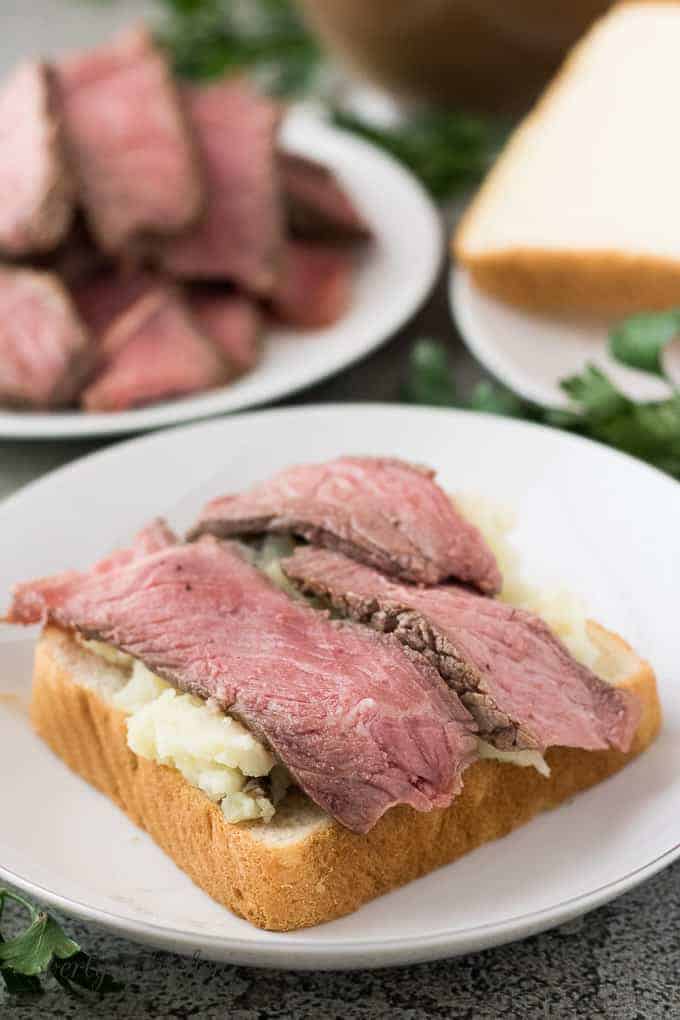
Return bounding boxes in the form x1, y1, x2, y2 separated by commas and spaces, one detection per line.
449, 266, 674, 410
1, 402, 679, 969
450, 265, 568, 410
0, 116, 442, 441
5, 398, 679, 506
1, 843, 678, 968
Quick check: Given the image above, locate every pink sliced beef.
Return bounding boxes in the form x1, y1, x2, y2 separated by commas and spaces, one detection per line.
44, 216, 108, 288
81, 286, 228, 412
0, 267, 91, 408
283, 546, 641, 754
6, 523, 478, 834
72, 268, 159, 338
279, 151, 371, 242
190, 292, 261, 376
0, 62, 74, 256
271, 241, 354, 329
57, 26, 201, 252
191, 456, 502, 592
160, 79, 282, 293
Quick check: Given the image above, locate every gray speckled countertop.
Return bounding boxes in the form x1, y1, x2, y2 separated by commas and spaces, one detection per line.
1, 271, 678, 1017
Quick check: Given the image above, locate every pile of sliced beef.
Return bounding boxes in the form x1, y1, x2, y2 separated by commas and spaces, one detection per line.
6, 455, 642, 834
0, 26, 371, 412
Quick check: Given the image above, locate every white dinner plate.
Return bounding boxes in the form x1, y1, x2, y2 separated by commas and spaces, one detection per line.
451, 267, 675, 409
0, 113, 441, 440
1, 405, 678, 969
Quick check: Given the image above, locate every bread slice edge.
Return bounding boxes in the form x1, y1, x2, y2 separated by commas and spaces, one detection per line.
30, 623, 661, 932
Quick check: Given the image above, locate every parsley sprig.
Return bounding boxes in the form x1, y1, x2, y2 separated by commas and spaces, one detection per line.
157, 0, 321, 95
403, 308, 680, 479
0, 888, 121, 999
331, 111, 504, 202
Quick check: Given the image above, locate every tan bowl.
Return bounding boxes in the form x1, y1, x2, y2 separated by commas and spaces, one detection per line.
296, 0, 612, 112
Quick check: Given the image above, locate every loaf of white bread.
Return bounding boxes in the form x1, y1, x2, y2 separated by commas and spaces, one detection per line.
455, 2, 680, 314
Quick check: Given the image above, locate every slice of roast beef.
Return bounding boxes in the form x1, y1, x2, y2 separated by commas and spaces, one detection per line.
6, 524, 478, 834
282, 546, 641, 754
279, 151, 371, 242
72, 268, 159, 339
81, 286, 229, 412
190, 291, 261, 376
160, 79, 282, 293
0, 62, 74, 256
57, 26, 202, 252
9, 519, 178, 618
0, 266, 91, 408
271, 241, 354, 329
43, 216, 108, 288
191, 456, 502, 592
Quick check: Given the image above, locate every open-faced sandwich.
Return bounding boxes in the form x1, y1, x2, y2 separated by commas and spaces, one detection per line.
4, 456, 661, 930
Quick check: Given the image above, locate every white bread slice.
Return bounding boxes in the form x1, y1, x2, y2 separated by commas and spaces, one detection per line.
455, 3, 680, 314
30, 623, 661, 931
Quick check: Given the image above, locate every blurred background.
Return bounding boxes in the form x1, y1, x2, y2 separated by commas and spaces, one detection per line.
5, 0, 611, 108
4, 0, 679, 485
296, 0, 612, 111
3, 0, 615, 220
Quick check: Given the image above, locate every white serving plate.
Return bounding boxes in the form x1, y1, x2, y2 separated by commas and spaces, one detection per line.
0, 112, 441, 439
1, 405, 678, 969
451, 267, 675, 408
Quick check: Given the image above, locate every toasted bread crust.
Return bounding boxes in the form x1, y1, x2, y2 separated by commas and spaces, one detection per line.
458, 251, 680, 316
31, 624, 661, 931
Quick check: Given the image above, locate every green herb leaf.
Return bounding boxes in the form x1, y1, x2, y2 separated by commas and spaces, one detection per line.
403, 342, 680, 479
468, 380, 532, 418
558, 364, 680, 475
0, 910, 79, 977
588, 393, 680, 476
157, 0, 321, 95
401, 340, 458, 406
610, 310, 680, 375
0, 926, 42, 997
560, 364, 632, 422
0, 889, 123, 997
331, 109, 505, 201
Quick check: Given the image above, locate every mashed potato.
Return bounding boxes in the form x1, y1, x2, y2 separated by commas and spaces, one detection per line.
107, 659, 279, 823
455, 494, 599, 670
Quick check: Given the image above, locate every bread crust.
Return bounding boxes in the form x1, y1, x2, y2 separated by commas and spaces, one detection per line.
31, 624, 661, 932
458, 251, 680, 316
454, 3, 680, 314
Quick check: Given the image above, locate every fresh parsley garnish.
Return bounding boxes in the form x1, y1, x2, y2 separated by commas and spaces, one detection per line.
402, 340, 541, 419
467, 379, 534, 419
564, 372, 680, 476
403, 339, 680, 479
609, 308, 680, 376
560, 363, 631, 422
0, 897, 78, 977
331, 110, 505, 201
157, 0, 321, 95
0, 888, 121, 999
400, 339, 458, 406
